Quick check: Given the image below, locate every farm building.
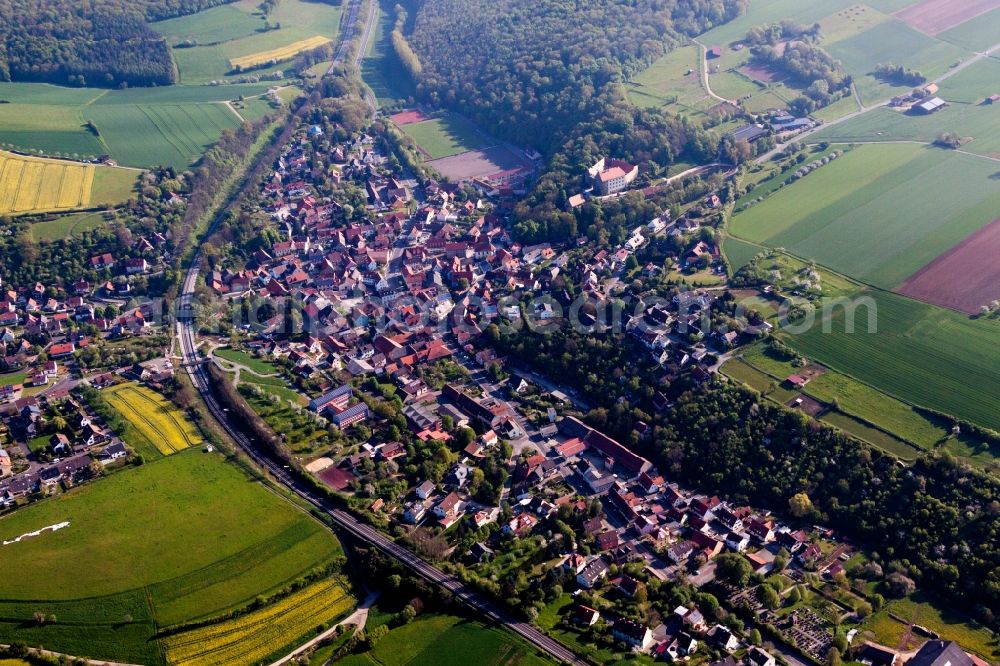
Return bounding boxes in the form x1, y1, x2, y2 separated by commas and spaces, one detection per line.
915, 97, 946, 115
708, 45, 723, 58
986, 94, 1000, 105
732, 124, 769, 143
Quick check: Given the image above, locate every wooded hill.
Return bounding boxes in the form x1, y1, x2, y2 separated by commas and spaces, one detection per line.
407, 0, 747, 155
0, 0, 233, 87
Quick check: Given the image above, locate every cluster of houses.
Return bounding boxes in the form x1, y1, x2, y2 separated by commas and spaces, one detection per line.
0, 392, 128, 505
0, 280, 163, 404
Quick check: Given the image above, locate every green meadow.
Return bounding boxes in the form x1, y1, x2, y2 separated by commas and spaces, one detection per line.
162, 0, 344, 84
626, 45, 712, 114
0, 449, 342, 662
730, 144, 1000, 290
781, 289, 1000, 433
337, 614, 554, 666
361, 0, 418, 108
0, 81, 275, 168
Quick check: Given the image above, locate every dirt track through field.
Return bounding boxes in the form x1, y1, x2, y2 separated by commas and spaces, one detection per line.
894, 0, 1000, 35
896, 217, 1000, 314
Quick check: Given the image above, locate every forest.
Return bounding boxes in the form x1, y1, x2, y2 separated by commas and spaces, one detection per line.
0, 0, 233, 87
407, 0, 746, 155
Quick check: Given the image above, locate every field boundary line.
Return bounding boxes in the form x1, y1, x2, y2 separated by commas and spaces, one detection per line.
136, 104, 190, 164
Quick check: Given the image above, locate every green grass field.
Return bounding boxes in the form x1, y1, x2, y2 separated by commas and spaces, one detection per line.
740, 343, 948, 448
30, 212, 108, 242
813, 59, 1000, 158
83, 102, 240, 170
860, 593, 999, 661
780, 288, 1000, 433
153, 3, 266, 46
0, 371, 27, 386
214, 346, 281, 375
338, 614, 554, 666
725, 236, 766, 272
400, 114, 488, 159
626, 45, 710, 114
164, 0, 343, 84
826, 19, 968, 105
0, 450, 342, 662
361, 0, 418, 108
698, 0, 860, 47
937, 7, 1000, 51
0, 80, 273, 168
730, 144, 1000, 290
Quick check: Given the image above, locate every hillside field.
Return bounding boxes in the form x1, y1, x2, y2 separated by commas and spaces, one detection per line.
780, 288, 1000, 435
337, 613, 554, 666
729, 143, 1000, 291
626, 45, 712, 115
0, 81, 274, 169
161, 0, 344, 84
0, 151, 136, 216
0, 450, 344, 663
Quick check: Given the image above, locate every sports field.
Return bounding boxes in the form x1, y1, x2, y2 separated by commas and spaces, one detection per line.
230, 35, 332, 70
729, 144, 1000, 290
0, 150, 135, 215
400, 114, 488, 159
103, 382, 202, 456
0, 450, 343, 663
163, 578, 353, 665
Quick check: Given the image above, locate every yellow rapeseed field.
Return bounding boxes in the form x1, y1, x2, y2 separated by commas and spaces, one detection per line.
0, 150, 95, 215
164, 578, 354, 665
229, 35, 332, 70
104, 382, 201, 456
